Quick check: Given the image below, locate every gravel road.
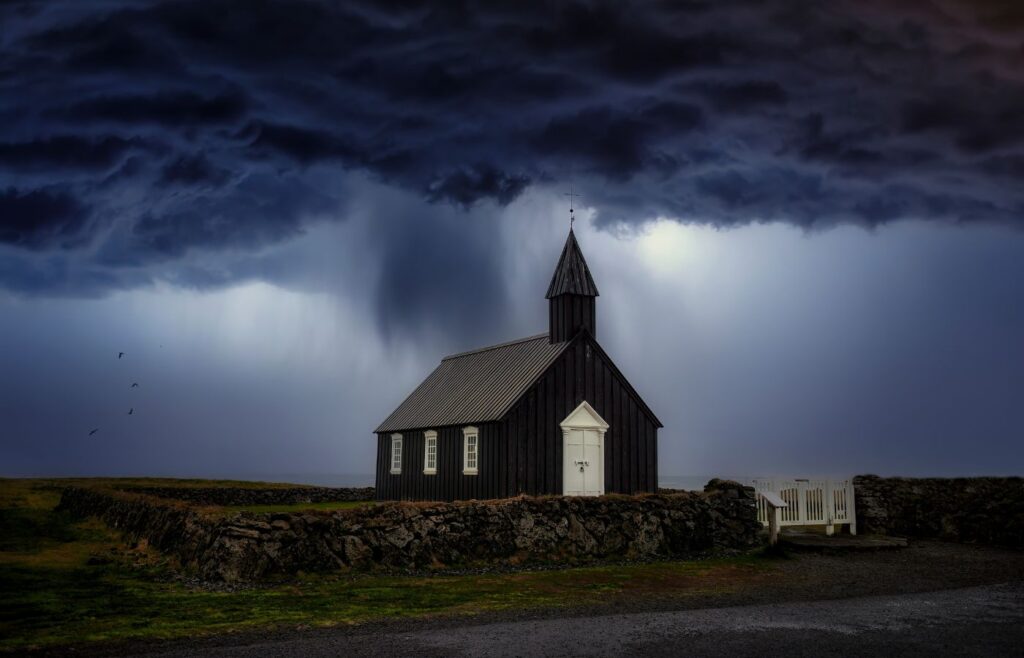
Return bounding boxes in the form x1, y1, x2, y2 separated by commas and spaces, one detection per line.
48, 541, 1024, 657
138, 583, 1024, 658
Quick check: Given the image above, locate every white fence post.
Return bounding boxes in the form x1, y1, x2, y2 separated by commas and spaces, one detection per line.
847, 480, 857, 535
824, 479, 834, 536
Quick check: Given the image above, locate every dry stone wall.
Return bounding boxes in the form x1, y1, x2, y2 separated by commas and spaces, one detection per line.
117, 486, 375, 506
58, 480, 763, 583
854, 475, 1024, 548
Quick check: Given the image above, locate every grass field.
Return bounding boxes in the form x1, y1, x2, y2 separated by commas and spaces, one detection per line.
0, 478, 772, 653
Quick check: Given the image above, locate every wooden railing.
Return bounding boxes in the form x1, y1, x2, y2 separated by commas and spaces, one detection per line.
746, 478, 857, 535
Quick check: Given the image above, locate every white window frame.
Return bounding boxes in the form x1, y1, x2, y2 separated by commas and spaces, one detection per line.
423, 430, 437, 475
462, 426, 479, 475
390, 433, 402, 474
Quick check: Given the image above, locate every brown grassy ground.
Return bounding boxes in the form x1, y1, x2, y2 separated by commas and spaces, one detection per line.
4, 477, 1022, 656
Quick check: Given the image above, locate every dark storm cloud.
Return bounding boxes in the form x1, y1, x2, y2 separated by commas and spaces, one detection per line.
790, 113, 939, 175
0, 135, 148, 172
504, 2, 740, 82
0, 187, 90, 249
691, 167, 831, 226
242, 122, 360, 166
1, 0, 1023, 312
425, 165, 531, 207
982, 155, 1024, 181
65, 33, 184, 74
901, 96, 1024, 153
535, 102, 702, 180
685, 81, 789, 113
55, 90, 248, 127
158, 154, 231, 188
114, 173, 343, 262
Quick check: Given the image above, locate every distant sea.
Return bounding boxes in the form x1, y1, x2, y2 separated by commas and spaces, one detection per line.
658, 475, 722, 491
256, 473, 721, 491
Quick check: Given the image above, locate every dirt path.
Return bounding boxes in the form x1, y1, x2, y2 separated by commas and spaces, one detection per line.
26, 540, 1024, 657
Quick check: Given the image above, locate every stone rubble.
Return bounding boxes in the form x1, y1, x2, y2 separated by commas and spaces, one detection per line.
854, 475, 1024, 548
57, 480, 763, 583
115, 486, 376, 506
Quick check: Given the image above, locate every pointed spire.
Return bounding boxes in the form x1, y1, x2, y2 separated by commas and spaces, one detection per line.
545, 229, 599, 299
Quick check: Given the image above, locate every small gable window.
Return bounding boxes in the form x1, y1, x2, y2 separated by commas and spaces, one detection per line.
390, 434, 402, 474
462, 426, 478, 475
424, 430, 437, 475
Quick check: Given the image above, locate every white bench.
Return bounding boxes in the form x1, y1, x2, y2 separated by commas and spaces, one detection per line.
749, 478, 857, 537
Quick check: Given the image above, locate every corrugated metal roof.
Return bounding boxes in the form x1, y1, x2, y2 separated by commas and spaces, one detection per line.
545, 229, 599, 299
375, 334, 570, 433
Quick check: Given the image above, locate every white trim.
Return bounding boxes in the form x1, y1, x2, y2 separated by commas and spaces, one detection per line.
560, 401, 610, 431
389, 433, 402, 474
462, 425, 479, 475
423, 430, 437, 475
561, 402, 606, 496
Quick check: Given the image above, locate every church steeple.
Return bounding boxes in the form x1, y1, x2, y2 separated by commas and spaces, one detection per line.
546, 228, 599, 343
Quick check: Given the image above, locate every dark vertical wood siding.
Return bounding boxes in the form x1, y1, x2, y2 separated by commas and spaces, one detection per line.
500, 334, 659, 497
374, 423, 514, 502
374, 334, 659, 500
549, 295, 596, 343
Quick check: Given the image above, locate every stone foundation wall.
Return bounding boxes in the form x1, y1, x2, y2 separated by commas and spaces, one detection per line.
117, 486, 375, 506
854, 475, 1024, 548
58, 481, 763, 582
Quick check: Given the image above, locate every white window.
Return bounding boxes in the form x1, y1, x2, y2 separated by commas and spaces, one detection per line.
462, 426, 478, 475
390, 434, 402, 474
424, 430, 437, 475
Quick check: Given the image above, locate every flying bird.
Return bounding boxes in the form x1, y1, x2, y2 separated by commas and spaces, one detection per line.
128, 408, 134, 415
88, 428, 99, 436
118, 352, 125, 359
131, 383, 139, 388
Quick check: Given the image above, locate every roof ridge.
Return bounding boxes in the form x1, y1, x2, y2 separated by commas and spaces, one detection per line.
442, 333, 549, 361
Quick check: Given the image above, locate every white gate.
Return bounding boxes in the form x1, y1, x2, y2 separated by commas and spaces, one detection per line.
747, 478, 857, 535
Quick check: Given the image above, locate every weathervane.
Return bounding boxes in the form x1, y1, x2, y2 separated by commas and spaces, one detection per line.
564, 184, 581, 230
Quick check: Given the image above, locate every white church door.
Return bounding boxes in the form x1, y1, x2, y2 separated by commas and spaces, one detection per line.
561, 401, 608, 496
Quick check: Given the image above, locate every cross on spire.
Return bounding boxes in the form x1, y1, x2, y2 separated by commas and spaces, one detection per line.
564, 185, 581, 230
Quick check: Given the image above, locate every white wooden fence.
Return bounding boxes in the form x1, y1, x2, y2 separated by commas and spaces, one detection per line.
746, 478, 857, 535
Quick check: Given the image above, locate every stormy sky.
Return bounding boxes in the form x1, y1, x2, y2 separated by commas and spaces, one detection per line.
2, 0, 1023, 482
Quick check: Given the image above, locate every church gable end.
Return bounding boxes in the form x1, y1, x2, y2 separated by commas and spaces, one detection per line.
500, 332, 661, 497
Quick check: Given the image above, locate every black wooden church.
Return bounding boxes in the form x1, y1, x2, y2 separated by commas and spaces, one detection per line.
374, 228, 662, 501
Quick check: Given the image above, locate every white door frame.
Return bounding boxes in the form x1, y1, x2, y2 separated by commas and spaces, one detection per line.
561, 401, 608, 496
